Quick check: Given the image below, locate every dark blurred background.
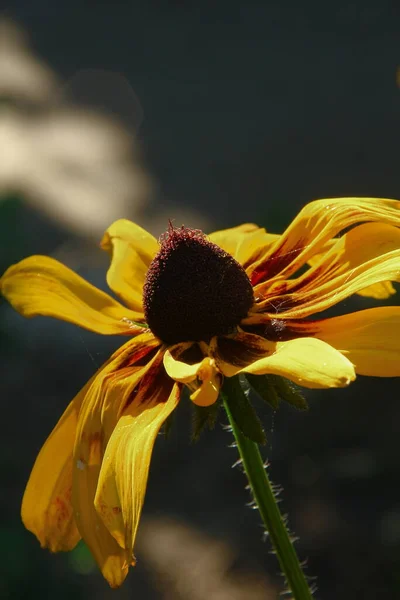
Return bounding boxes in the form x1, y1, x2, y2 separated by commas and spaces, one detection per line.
1, 2, 400, 599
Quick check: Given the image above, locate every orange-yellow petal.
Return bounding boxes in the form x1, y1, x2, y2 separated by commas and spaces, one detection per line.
311, 307, 400, 377
21, 386, 89, 552
0, 255, 144, 335
94, 381, 180, 557
249, 197, 400, 285
72, 335, 160, 587
241, 338, 356, 389
101, 219, 158, 312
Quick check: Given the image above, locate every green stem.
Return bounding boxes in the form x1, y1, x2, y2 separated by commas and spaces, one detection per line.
221, 378, 313, 600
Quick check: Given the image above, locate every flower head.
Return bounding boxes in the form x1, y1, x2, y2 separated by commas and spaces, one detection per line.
2, 197, 400, 586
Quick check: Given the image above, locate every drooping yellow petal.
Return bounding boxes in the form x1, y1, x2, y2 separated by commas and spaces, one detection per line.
241, 338, 356, 389
94, 379, 180, 557
249, 197, 400, 285
0, 256, 144, 335
209, 224, 279, 267
72, 335, 161, 587
311, 307, 400, 377
20, 337, 159, 560
101, 219, 158, 312
21, 386, 89, 552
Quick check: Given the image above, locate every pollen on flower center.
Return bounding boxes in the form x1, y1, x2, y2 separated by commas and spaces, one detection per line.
143, 224, 254, 344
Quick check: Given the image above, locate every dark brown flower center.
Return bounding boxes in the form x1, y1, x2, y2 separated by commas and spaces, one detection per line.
143, 224, 254, 344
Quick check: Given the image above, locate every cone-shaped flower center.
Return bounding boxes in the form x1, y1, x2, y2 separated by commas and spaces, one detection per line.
143, 224, 254, 344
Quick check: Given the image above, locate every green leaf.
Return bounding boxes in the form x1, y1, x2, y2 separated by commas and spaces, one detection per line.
245, 373, 280, 409
191, 399, 220, 442
268, 375, 309, 410
221, 376, 266, 445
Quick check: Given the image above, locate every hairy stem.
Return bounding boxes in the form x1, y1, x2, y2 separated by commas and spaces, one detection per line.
221, 377, 313, 600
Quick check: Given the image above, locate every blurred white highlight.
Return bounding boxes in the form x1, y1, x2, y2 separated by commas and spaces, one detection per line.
138, 516, 277, 599
0, 19, 151, 238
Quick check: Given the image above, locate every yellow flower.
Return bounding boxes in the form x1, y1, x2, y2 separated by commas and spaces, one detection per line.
2, 197, 400, 586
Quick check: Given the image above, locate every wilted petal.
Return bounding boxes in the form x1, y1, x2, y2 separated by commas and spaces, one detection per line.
101, 219, 158, 312
0, 255, 144, 334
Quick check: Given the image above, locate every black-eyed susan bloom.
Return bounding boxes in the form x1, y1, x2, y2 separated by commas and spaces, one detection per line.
2, 197, 400, 587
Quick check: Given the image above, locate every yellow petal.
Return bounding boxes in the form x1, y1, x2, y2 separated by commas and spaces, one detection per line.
163, 343, 197, 383
273, 248, 400, 319
21, 389, 88, 552
258, 221, 400, 306
209, 224, 279, 267
210, 332, 276, 377
312, 307, 400, 377
189, 374, 221, 406
72, 335, 160, 587
0, 255, 144, 335
355, 281, 396, 300
163, 345, 220, 405
101, 219, 158, 312
293, 223, 400, 295
249, 197, 400, 285
307, 236, 396, 299
208, 223, 259, 256
94, 381, 180, 557
242, 338, 356, 389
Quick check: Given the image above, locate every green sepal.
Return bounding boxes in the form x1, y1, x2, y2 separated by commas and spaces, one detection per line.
221, 376, 267, 445
121, 318, 149, 329
245, 373, 280, 409
191, 399, 220, 442
246, 373, 308, 411
268, 374, 309, 410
